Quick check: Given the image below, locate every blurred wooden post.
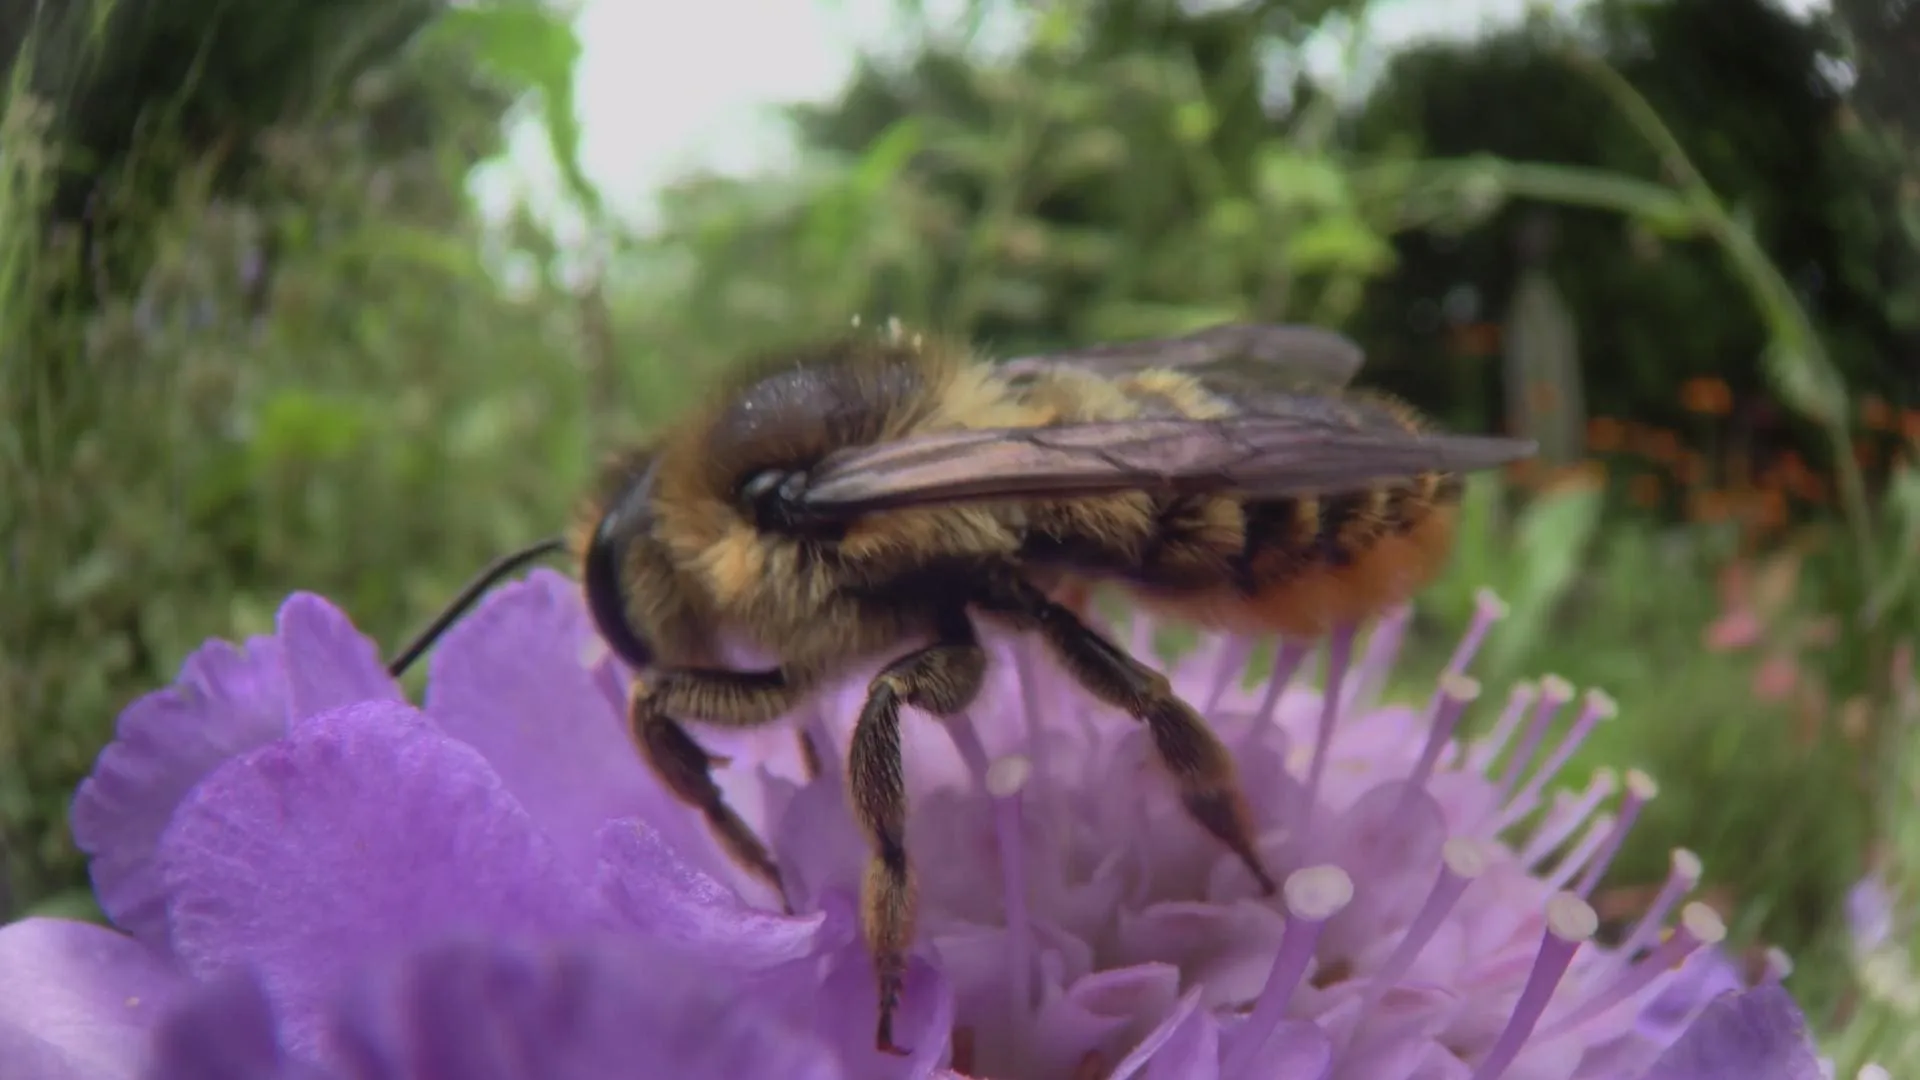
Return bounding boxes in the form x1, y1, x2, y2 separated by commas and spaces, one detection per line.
1501, 211, 1586, 464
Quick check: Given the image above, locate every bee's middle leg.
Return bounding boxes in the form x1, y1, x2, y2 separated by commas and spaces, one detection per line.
849, 613, 986, 1055
978, 573, 1276, 896
630, 668, 808, 896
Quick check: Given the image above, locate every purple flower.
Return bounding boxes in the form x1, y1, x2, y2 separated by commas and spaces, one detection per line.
0, 572, 1829, 1078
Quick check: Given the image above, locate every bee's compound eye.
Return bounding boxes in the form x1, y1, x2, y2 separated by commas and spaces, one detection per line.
739, 468, 836, 537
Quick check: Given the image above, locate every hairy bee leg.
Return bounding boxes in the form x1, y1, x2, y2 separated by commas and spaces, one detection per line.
979, 575, 1277, 896
848, 617, 987, 1056
630, 668, 809, 898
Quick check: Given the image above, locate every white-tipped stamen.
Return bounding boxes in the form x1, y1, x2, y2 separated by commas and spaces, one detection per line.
988, 755, 1037, 1023
1342, 838, 1489, 1052
1547, 902, 1725, 1035
1204, 634, 1258, 712
1298, 628, 1358, 827
1469, 681, 1538, 773
1617, 849, 1704, 962
1469, 894, 1599, 1080
1495, 689, 1618, 830
1545, 813, 1616, 894
1573, 769, 1658, 898
1446, 589, 1509, 678
1763, 946, 1794, 984
1859, 1065, 1891, 1080
1225, 866, 1353, 1080
1349, 605, 1414, 712
1410, 675, 1481, 789
1518, 769, 1618, 868
1492, 675, 1576, 806
1255, 639, 1313, 729
1009, 648, 1055, 811
942, 712, 993, 791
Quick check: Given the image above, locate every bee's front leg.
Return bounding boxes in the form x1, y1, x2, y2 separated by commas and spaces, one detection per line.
848, 612, 986, 1056
629, 668, 808, 899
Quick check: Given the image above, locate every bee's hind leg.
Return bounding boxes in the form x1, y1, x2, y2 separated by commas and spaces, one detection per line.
977, 572, 1277, 897
630, 668, 810, 902
848, 611, 987, 1056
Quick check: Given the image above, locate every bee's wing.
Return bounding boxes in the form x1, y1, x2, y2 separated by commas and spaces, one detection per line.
997, 323, 1365, 392
800, 405, 1536, 515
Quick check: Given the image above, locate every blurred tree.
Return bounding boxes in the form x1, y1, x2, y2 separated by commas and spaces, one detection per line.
1350, 0, 1918, 459
0, 0, 514, 313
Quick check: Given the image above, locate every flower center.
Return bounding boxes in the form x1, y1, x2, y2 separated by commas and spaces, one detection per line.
757, 591, 1752, 1079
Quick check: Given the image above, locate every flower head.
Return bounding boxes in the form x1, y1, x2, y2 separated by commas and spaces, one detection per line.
2, 572, 1829, 1079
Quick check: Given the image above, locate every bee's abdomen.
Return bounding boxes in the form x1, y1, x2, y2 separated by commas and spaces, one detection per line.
1130, 472, 1464, 639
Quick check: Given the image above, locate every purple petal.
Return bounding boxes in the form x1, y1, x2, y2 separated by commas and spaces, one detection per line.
157, 701, 596, 1057
422, 572, 731, 885
1141, 1008, 1219, 1080
1847, 872, 1896, 954
1635, 948, 1746, 1042
1107, 990, 1203, 1080
277, 594, 402, 721
319, 937, 849, 1080
1638, 986, 1824, 1080
0, 918, 186, 1080
594, 819, 825, 967
71, 636, 289, 952
812, 938, 954, 1080
141, 974, 309, 1080
1031, 964, 1183, 1080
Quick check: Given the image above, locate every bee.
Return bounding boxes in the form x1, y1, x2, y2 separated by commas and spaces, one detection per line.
384, 323, 1536, 1055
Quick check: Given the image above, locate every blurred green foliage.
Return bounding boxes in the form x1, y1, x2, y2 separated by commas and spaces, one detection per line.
4, 0, 1919, 1066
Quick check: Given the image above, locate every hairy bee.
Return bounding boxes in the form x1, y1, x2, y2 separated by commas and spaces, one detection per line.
385, 323, 1536, 1055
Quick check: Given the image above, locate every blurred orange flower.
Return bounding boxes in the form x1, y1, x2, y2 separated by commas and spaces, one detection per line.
1586, 416, 1625, 452
1680, 376, 1733, 416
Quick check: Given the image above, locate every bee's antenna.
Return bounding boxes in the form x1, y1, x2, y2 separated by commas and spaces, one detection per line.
385, 537, 570, 678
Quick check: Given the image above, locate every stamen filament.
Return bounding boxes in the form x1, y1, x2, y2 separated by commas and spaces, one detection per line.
1518, 769, 1617, 868
1350, 604, 1415, 711
1224, 866, 1353, 1080
1573, 770, 1658, 899
987, 755, 1037, 1023
1544, 814, 1616, 893
1205, 634, 1258, 712
1446, 589, 1510, 678
1300, 628, 1357, 827
941, 712, 992, 792
1492, 676, 1576, 807
1342, 838, 1489, 1052
1617, 849, 1704, 962
1255, 639, 1314, 728
1407, 675, 1481, 794
1468, 894, 1599, 1080
1545, 902, 1725, 1035
1495, 690, 1618, 831
1469, 682, 1538, 773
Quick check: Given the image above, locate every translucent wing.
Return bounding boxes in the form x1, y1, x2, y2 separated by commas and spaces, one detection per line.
800, 397, 1536, 516
997, 323, 1365, 394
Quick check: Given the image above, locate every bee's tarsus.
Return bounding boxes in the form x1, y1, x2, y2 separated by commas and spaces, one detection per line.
850, 613, 987, 1055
